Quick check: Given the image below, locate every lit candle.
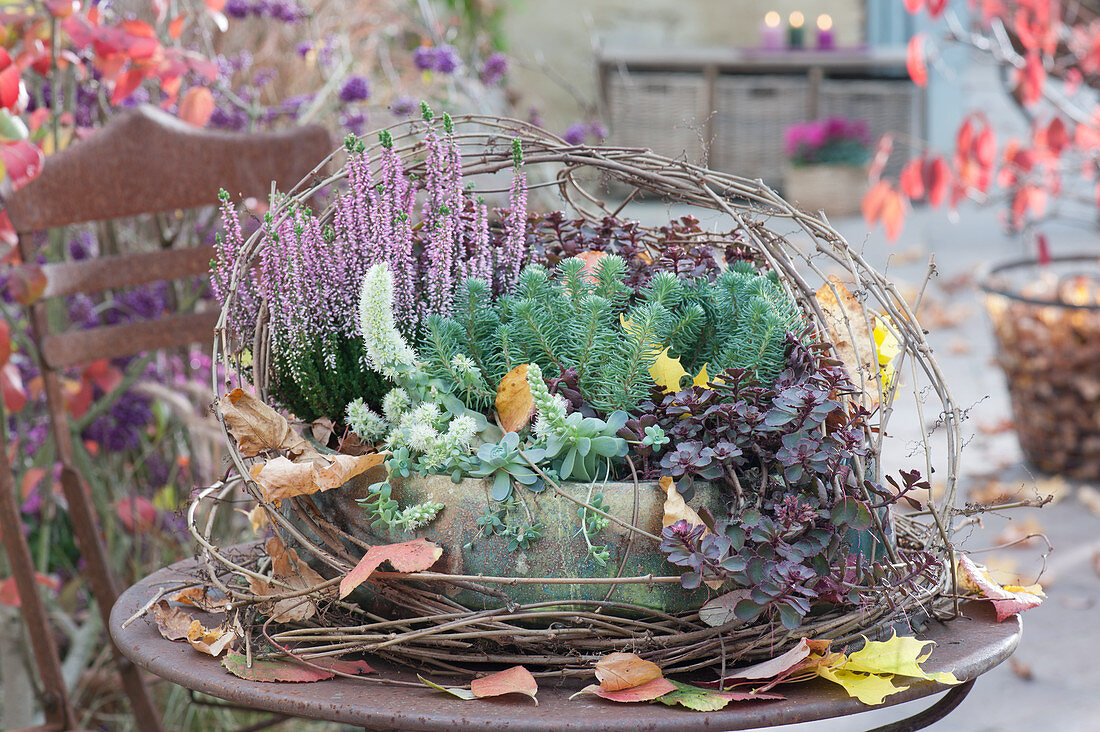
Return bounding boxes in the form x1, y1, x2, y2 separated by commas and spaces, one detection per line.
760, 11, 782, 51
788, 11, 805, 49
817, 14, 835, 50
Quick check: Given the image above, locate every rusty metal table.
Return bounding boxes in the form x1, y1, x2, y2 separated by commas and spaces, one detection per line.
110, 555, 1021, 731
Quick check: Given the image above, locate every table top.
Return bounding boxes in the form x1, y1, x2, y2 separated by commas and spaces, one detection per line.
110, 555, 1021, 731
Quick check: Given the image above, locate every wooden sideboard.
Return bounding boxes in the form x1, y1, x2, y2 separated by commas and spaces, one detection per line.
597, 47, 922, 186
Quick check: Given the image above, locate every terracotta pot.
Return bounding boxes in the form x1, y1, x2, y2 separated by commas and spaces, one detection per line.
981, 255, 1100, 479
285, 471, 725, 614
783, 164, 867, 217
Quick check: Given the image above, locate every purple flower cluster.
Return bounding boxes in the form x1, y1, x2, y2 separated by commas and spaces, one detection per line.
339, 76, 371, 103
479, 52, 508, 85
225, 0, 307, 22
784, 116, 871, 164
213, 113, 530, 354
562, 120, 608, 146
390, 95, 418, 118
413, 45, 461, 74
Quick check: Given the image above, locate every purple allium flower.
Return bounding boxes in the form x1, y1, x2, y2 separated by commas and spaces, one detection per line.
225, 0, 250, 18
341, 108, 368, 135
339, 75, 371, 103
295, 41, 313, 57
390, 95, 418, 118
480, 51, 507, 85
588, 121, 608, 141
413, 46, 436, 71
562, 122, 587, 145
434, 45, 460, 74
84, 392, 154, 453
68, 231, 98, 261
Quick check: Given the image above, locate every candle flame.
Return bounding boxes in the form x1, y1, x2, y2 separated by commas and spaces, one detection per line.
765, 11, 781, 27
818, 14, 833, 31
789, 11, 804, 28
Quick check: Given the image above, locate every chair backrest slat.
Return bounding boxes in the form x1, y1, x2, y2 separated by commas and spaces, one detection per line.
36, 245, 215, 299
41, 311, 220, 370
5, 105, 331, 232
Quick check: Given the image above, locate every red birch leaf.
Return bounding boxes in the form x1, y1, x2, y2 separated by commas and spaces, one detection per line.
862, 180, 889, 227
1015, 51, 1045, 107
1036, 233, 1051, 265
0, 140, 44, 189
0, 65, 23, 111
957, 554, 1044, 621
573, 678, 678, 703
881, 186, 906, 241
0, 318, 10, 368
339, 538, 443, 598
899, 158, 926, 200
867, 133, 894, 182
179, 86, 215, 127
1064, 68, 1083, 96
470, 665, 539, 705
0, 210, 15, 250
1, 363, 26, 414
903, 0, 924, 13
168, 15, 185, 40
110, 68, 144, 105
1045, 118, 1069, 157
926, 157, 950, 207
927, 0, 947, 17
222, 652, 372, 682
907, 34, 928, 88
595, 652, 664, 691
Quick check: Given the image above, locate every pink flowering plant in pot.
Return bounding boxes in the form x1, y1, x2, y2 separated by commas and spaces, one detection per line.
783, 117, 872, 216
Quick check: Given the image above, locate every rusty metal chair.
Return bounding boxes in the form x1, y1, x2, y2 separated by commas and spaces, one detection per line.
0, 104, 331, 731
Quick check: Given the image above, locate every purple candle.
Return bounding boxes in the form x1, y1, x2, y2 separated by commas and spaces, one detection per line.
760, 11, 782, 50
816, 14, 835, 50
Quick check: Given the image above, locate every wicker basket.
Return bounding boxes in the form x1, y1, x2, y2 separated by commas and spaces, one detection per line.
819, 79, 919, 178
605, 72, 708, 164
711, 75, 811, 185
194, 115, 965, 678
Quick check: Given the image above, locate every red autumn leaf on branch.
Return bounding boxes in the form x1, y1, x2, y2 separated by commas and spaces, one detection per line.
866, 133, 894, 182
1014, 51, 1046, 107
5, 263, 47, 305
899, 158, 925, 200
179, 86, 215, 127
339, 538, 443, 598
907, 34, 928, 88
903, 0, 924, 13
115, 496, 159, 533
0, 572, 60, 607
926, 157, 950, 207
1, 363, 26, 413
0, 318, 10, 367
927, 0, 947, 17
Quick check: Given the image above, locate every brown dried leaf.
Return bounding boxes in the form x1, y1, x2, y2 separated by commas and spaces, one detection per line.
249, 536, 330, 622
814, 277, 880, 409
595, 652, 663, 692
470, 665, 539, 705
220, 388, 313, 460
496, 364, 535, 433
660, 476, 705, 530
249, 452, 387, 502
170, 587, 229, 613
152, 600, 194, 641
186, 619, 236, 657
222, 652, 373, 683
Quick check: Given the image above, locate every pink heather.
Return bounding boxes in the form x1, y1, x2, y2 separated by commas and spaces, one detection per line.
212, 121, 531, 357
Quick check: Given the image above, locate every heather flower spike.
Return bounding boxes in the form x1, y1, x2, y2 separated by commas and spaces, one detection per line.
421, 101, 434, 122
512, 138, 523, 168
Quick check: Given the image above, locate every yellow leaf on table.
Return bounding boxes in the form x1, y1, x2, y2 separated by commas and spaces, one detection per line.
816, 665, 902, 706
650, 347, 689, 394
660, 476, 706, 530
496, 364, 535, 433
841, 631, 960, 686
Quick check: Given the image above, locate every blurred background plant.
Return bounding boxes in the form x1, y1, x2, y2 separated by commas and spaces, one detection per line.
0, 0, 603, 728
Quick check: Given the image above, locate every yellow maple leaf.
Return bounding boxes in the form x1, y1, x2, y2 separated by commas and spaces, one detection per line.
872, 317, 901, 388
650, 347, 689, 393
815, 631, 959, 705
693, 363, 713, 388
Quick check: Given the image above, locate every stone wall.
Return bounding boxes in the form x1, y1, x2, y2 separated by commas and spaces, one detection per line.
502, 0, 866, 132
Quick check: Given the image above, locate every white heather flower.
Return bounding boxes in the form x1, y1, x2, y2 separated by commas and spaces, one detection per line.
403, 402, 441, 430
358, 263, 418, 378
381, 387, 411, 424
445, 414, 478, 448
406, 422, 439, 453
398, 501, 444, 531
345, 398, 387, 441
527, 363, 568, 437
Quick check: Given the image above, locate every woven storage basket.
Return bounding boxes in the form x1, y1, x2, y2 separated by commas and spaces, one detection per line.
605, 71, 708, 164
195, 115, 965, 679
819, 78, 920, 178
711, 75, 811, 185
